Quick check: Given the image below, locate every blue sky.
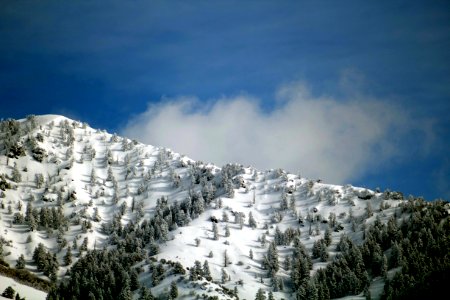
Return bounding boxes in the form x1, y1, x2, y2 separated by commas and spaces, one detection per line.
0, 1, 449, 200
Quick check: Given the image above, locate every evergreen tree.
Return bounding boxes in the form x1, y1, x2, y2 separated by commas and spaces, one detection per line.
35, 173, 44, 188
203, 260, 212, 280
225, 224, 230, 237
221, 268, 229, 283
1, 286, 15, 299
234, 212, 244, 229
289, 194, 296, 212
118, 282, 132, 300
305, 280, 318, 300
224, 250, 230, 267
381, 254, 388, 279
64, 246, 72, 266
291, 255, 311, 289
274, 227, 284, 245
284, 256, 291, 270
248, 212, 257, 229
90, 168, 96, 185
15, 254, 25, 269
324, 227, 332, 246
254, 288, 266, 300
260, 233, 267, 247
222, 211, 229, 222
280, 192, 288, 210
11, 165, 21, 183
130, 269, 140, 290
389, 241, 403, 268
138, 286, 154, 300
263, 242, 279, 276
189, 260, 202, 281
80, 237, 88, 251
365, 202, 373, 218
212, 222, 219, 240
169, 281, 178, 299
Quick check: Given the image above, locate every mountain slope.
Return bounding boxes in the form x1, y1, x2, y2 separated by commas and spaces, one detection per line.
0, 115, 447, 300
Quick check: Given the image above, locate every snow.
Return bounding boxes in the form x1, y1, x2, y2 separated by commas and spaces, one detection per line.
0, 275, 47, 300
0, 115, 406, 299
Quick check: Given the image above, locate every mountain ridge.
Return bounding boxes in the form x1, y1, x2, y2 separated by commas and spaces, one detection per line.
0, 114, 447, 300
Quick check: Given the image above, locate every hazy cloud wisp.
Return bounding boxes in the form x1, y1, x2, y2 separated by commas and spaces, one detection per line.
122, 82, 427, 184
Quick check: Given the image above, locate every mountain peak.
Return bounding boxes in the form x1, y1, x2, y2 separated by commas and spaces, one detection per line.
0, 114, 447, 300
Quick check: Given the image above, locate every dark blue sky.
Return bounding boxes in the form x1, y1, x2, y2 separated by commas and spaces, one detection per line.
0, 1, 449, 200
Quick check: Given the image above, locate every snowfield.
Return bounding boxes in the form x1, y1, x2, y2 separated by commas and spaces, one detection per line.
0, 274, 46, 300
0, 115, 408, 299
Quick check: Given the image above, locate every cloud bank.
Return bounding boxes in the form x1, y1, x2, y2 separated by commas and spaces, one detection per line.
122, 81, 430, 184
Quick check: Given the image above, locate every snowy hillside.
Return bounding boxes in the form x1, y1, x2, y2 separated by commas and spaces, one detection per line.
0, 115, 448, 300
0, 274, 46, 300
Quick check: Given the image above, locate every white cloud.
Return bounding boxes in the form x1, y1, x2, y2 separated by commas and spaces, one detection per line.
122, 81, 429, 184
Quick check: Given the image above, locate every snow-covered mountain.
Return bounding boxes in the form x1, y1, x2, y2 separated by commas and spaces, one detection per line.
0, 115, 447, 300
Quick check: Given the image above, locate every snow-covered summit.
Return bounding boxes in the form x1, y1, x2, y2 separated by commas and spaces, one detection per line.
0, 115, 421, 299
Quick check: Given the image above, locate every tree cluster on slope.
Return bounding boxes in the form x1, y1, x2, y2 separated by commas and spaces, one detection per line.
47, 249, 142, 300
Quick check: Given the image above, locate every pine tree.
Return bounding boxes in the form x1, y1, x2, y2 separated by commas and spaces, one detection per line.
203, 260, 212, 280
289, 194, 296, 212
234, 212, 244, 229
291, 256, 310, 290
254, 288, 266, 300
1, 286, 15, 299
212, 223, 219, 240
260, 233, 267, 247
35, 173, 44, 188
130, 269, 140, 290
248, 212, 257, 229
225, 224, 230, 237
169, 281, 178, 299
90, 168, 96, 185
189, 260, 202, 281
11, 165, 21, 183
381, 254, 388, 279
107, 167, 114, 181
222, 210, 229, 222
118, 282, 132, 300
64, 246, 72, 265
301, 280, 316, 300
249, 249, 254, 259
264, 242, 279, 276
390, 242, 403, 268
138, 286, 154, 300
365, 202, 373, 218
221, 268, 229, 283
280, 191, 288, 210
15, 254, 25, 269
284, 256, 291, 270
324, 227, 332, 246
274, 227, 284, 245
80, 237, 88, 251
224, 250, 230, 267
